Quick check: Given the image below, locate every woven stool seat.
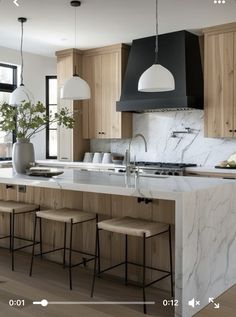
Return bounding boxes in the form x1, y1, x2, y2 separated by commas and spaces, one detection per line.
36, 208, 95, 223
98, 216, 169, 237
0, 200, 39, 213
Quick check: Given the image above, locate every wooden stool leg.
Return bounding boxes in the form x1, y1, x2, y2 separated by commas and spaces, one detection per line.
142, 233, 146, 314
11, 211, 15, 271
91, 224, 99, 298
30, 214, 38, 276
168, 225, 174, 297
63, 222, 67, 269
125, 234, 128, 285
69, 219, 73, 290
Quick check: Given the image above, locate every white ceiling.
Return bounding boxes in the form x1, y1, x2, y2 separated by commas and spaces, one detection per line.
0, 0, 236, 57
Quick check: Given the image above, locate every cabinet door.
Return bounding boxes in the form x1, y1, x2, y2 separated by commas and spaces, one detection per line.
204, 32, 234, 137
101, 51, 122, 138
83, 55, 102, 139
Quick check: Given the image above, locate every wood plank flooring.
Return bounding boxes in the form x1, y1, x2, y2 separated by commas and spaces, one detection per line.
194, 284, 236, 317
0, 249, 174, 317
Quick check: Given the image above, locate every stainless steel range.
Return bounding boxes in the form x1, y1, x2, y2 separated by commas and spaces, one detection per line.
116, 162, 197, 176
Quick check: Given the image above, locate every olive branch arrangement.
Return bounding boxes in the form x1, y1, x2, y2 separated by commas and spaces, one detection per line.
0, 101, 74, 140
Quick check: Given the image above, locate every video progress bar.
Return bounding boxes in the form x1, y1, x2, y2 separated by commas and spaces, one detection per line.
33, 299, 155, 307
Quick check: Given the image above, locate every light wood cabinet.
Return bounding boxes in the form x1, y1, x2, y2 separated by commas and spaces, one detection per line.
82, 44, 132, 139
56, 49, 89, 161
203, 23, 236, 138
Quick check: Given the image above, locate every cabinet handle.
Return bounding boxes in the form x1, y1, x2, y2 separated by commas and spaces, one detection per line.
98, 132, 101, 135
102, 132, 105, 135
229, 129, 233, 132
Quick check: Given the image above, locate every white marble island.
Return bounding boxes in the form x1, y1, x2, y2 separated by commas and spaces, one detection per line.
0, 168, 236, 317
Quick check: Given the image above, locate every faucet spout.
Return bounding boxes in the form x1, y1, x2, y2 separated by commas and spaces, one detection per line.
125, 133, 148, 178
128, 133, 148, 153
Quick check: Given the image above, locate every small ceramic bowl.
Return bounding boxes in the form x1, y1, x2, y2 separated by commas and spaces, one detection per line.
93, 152, 103, 163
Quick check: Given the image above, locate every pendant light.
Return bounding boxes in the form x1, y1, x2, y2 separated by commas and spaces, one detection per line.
61, 0, 90, 100
138, 0, 175, 92
10, 17, 34, 105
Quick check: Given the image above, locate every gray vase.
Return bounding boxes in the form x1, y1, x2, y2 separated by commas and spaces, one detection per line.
12, 138, 35, 174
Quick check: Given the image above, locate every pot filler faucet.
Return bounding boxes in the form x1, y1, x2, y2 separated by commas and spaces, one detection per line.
125, 133, 148, 175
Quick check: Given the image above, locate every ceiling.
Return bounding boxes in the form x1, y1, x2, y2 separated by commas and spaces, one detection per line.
0, 0, 235, 57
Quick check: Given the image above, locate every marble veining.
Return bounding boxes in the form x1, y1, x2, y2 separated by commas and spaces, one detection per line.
91, 110, 236, 166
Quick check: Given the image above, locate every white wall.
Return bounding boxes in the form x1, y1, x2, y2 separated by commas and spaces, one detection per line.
91, 110, 236, 166
0, 45, 56, 159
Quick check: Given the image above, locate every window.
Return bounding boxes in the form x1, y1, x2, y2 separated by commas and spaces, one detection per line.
0, 63, 17, 160
46, 76, 58, 159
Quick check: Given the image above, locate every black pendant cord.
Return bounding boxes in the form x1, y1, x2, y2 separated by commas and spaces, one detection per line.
74, 6, 77, 50
70, 1, 81, 76
20, 20, 24, 86
73, 5, 77, 76
154, 0, 159, 65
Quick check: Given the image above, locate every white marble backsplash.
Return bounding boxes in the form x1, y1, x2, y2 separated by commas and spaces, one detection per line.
91, 110, 236, 166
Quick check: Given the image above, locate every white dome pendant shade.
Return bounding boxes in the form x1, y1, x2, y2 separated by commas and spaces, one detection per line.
61, 75, 91, 100
61, 1, 90, 101
138, 0, 175, 93
138, 64, 175, 92
10, 84, 34, 105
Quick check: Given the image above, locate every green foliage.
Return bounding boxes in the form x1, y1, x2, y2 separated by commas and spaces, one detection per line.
0, 101, 74, 140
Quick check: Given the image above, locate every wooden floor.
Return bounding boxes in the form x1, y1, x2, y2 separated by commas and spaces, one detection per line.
0, 249, 174, 317
194, 284, 236, 317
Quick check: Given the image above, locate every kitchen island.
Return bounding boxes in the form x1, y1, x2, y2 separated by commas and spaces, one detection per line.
0, 168, 236, 317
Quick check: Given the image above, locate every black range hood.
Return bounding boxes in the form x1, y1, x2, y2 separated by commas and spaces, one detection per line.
117, 30, 203, 112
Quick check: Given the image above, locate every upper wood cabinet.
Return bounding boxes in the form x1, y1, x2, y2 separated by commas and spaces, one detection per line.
56, 49, 89, 161
203, 23, 236, 138
82, 44, 132, 139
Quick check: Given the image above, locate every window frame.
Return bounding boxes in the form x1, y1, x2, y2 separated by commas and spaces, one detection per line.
0, 63, 17, 161
0, 63, 17, 93
45, 75, 57, 159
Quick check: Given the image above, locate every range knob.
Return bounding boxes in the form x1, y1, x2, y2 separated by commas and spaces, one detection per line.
155, 171, 161, 175
168, 171, 173, 175
161, 171, 167, 175
174, 171, 180, 176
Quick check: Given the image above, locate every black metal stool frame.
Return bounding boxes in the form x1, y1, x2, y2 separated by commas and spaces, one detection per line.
30, 213, 99, 290
0, 207, 40, 271
91, 224, 174, 314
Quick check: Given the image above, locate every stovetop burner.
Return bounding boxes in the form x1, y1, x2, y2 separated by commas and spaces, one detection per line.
133, 162, 197, 168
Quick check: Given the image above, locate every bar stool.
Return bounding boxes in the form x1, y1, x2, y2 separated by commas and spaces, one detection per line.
91, 216, 174, 314
0, 200, 40, 271
30, 208, 97, 290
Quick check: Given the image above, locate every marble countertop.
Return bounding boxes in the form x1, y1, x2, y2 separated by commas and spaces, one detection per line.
0, 168, 234, 201
37, 160, 122, 170
37, 160, 236, 176
4, 159, 236, 176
